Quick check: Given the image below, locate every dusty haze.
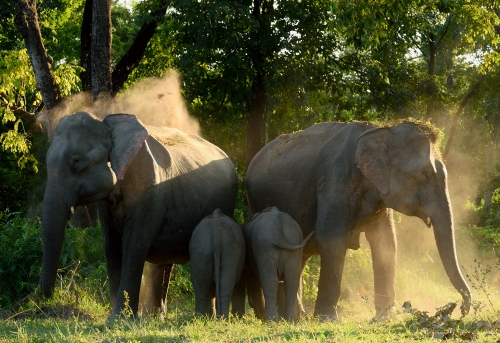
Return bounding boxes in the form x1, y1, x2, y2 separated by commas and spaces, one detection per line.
37, 71, 200, 138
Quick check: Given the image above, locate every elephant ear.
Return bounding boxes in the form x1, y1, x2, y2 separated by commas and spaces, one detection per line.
354, 127, 392, 195
103, 113, 149, 180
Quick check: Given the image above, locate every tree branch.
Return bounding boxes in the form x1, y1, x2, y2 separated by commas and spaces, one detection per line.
0, 92, 43, 135
79, 0, 93, 93
111, 0, 169, 95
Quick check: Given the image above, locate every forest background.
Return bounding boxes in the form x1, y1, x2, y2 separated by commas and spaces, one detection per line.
1, 0, 500, 341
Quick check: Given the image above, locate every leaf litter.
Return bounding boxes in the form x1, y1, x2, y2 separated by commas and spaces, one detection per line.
403, 300, 500, 340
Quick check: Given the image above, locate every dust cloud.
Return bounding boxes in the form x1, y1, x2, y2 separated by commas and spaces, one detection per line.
112, 71, 200, 135
36, 70, 200, 139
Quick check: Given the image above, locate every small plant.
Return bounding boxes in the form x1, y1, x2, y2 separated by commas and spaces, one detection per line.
462, 259, 499, 319
121, 291, 134, 318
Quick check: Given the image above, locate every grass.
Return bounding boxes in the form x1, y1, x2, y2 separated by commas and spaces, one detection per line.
1, 213, 499, 342
1, 251, 499, 343
1, 304, 499, 342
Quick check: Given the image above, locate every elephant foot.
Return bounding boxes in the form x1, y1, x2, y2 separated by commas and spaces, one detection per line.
373, 303, 396, 322
106, 310, 139, 328
314, 302, 339, 322
316, 313, 339, 322
106, 313, 120, 328
314, 308, 339, 322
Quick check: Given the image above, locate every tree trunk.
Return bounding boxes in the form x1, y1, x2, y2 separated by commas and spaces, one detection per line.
13, 0, 62, 110
245, 0, 273, 167
91, 0, 113, 104
80, 0, 93, 94
246, 75, 266, 166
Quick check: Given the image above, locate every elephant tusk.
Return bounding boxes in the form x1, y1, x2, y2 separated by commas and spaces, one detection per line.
71, 206, 75, 214
426, 216, 431, 227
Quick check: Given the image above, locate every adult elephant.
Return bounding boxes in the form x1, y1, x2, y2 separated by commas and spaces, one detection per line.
40, 111, 238, 321
245, 121, 471, 320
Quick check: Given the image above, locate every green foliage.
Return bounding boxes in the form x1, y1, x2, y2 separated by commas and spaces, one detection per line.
167, 0, 335, 127
0, 211, 106, 309
167, 264, 194, 305
37, 0, 85, 65
0, 49, 40, 171
0, 212, 42, 308
464, 193, 500, 252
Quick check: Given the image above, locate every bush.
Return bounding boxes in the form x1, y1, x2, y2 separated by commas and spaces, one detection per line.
0, 212, 43, 308
0, 211, 106, 309
464, 190, 500, 254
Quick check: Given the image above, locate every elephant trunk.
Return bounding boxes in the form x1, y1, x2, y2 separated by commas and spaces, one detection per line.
40, 188, 71, 297
430, 204, 471, 316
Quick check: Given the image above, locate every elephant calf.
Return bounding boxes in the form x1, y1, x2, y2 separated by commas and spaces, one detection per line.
189, 208, 246, 318
243, 206, 314, 322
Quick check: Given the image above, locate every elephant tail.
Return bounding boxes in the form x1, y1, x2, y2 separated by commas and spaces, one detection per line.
214, 217, 223, 318
275, 230, 315, 251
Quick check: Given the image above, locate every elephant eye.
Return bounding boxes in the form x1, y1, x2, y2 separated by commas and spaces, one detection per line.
69, 155, 81, 173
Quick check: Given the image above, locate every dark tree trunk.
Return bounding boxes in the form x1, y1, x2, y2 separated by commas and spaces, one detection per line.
111, 0, 168, 95
246, 75, 266, 166
91, 0, 113, 103
13, 0, 62, 110
80, 0, 93, 94
245, 0, 273, 167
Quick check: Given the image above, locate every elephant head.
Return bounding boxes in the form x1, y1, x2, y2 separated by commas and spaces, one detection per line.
354, 122, 471, 315
40, 111, 148, 297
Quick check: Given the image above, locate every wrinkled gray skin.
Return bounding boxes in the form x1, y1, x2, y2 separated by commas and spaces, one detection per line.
246, 121, 472, 320
189, 208, 246, 318
40, 111, 238, 322
243, 207, 314, 322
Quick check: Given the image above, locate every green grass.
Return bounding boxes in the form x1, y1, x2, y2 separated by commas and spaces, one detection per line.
1, 212, 499, 342
1, 304, 499, 342
1, 255, 499, 343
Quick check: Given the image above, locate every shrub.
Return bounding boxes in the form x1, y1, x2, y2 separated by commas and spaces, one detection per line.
0, 211, 106, 309
464, 190, 500, 254
0, 211, 42, 308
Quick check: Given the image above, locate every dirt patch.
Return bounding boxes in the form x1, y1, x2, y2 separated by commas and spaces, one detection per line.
0, 305, 92, 321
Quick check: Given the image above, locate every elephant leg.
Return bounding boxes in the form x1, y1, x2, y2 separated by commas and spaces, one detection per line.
314, 209, 349, 320
113, 260, 146, 319
277, 256, 311, 319
100, 216, 123, 311
231, 274, 246, 317
247, 270, 265, 320
191, 259, 215, 317
296, 255, 311, 318
160, 264, 173, 309
195, 285, 216, 317
258, 262, 279, 322
139, 263, 173, 315
111, 236, 153, 321
262, 278, 279, 322
364, 209, 396, 319
276, 282, 286, 319
218, 267, 238, 319
283, 258, 302, 322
